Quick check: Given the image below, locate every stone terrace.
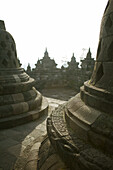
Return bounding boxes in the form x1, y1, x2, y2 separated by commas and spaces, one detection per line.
0, 88, 76, 170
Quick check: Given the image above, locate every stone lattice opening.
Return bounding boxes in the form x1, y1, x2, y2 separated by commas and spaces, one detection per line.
105, 16, 112, 31
1, 41, 6, 48
2, 58, 8, 67
11, 43, 15, 51
7, 50, 11, 58
6, 34, 9, 40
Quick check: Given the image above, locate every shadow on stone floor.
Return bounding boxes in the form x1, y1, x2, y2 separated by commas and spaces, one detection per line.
0, 113, 48, 170
0, 88, 74, 170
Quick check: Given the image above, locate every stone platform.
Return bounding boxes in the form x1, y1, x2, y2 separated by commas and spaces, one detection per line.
0, 87, 73, 170
46, 94, 113, 170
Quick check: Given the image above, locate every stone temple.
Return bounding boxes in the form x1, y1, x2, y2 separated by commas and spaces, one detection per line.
37, 1, 113, 169
26, 48, 95, 91
0, 20, 48, 129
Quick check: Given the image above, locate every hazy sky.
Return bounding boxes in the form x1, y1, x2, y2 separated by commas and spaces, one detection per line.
1, 0, 108, 68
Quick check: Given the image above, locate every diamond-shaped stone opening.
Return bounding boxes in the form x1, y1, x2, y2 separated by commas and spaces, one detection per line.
6, 35, 9, 40
7, 50, 11, 58
105, 16, 112, 30
2, 58, 8, 67
11, 43, 15, 51
13, 59, 16, 66
1, 41, 6, 48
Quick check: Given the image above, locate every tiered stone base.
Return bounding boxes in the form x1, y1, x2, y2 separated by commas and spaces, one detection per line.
38, 80, 113, 170
45, 102, 113, 170
0, 68, 48, 129
38, 1, 113, 168
0, 96, 48, 129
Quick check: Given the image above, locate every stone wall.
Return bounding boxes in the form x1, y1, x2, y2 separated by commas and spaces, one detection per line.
26, 49, 95, 91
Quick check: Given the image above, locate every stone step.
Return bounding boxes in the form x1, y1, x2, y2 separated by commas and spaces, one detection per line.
47, 104, 113, 170
0, 97, 48, 130
84, 81, 113, 101
80, 85, 113, 114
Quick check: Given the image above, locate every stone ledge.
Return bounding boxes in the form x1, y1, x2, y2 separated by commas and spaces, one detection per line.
0, 97, 48, 129
80, 85, 113, 114
47, 104, 113, 170
0, 78, 35, 95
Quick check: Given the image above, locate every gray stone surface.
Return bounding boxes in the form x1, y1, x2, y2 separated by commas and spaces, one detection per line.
46, 100, 113, 170
37, 1, 113, 169
27, 49, 95, 91
0, 110, 45, 170
0, 92, 68, 170
90, 0, 113, 92
0, 20, 48, 129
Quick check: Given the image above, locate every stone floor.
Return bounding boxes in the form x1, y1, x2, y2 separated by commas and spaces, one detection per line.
0, 88, 77, 170
41, 88, 77, 101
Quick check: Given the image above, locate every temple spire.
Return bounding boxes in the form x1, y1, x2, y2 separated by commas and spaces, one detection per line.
0, 20, 6, 30
44, 47, 49, 58
71, 53, 76, 62
86, 47, 91, 59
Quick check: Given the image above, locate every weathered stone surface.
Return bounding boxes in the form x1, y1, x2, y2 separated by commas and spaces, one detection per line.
0, 21, 48, 129
27, 49, 95, 91
37, 136, 69, 170
37, 1, 113, 169
0, 96, 57, 170
91, 0, 113, 92
46, 105, 113, 170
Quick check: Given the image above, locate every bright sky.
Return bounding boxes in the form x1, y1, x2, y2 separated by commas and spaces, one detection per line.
1, 0, 108, 68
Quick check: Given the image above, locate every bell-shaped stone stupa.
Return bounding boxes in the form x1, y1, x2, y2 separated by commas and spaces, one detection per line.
0, 20, 48, 129
37, 1, 113, 170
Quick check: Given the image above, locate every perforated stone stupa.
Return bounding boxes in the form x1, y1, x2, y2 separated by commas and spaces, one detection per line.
0, 20, 48, 129
37, 1, 113, 169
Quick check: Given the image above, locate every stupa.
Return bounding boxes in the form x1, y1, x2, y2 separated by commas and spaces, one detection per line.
37, 1, 113, 169
67, 53, 80, 91
81, 48, 95, 72
67, 53, 79, 69
0, 20, 48, 129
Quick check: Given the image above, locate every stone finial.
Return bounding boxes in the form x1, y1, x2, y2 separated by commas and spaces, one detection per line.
44, 47, 49, 58
71, 53, 76, 62
86, 48, 91, 59
0, 20, 6, 30
45, 47, 47, 52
